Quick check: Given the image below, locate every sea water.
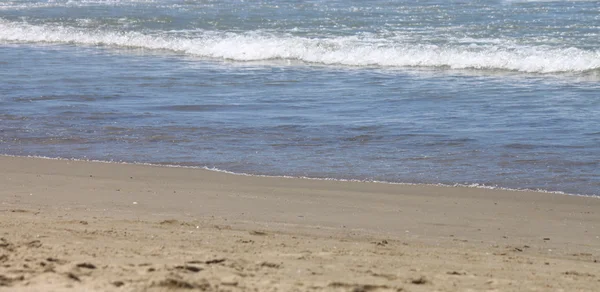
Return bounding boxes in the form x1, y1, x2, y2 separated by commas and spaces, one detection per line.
1, 0, 599, 196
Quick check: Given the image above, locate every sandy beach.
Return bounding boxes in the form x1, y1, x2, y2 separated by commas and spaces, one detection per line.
1, 155, 599, 291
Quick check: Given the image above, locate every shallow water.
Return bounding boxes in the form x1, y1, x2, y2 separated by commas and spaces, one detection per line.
1, 0, 599, 195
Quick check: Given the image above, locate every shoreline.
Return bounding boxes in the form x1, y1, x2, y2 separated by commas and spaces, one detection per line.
1, 155, 600, 291
3, 154, 592, 199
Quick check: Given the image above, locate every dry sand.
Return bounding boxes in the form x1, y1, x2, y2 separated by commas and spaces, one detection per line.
1, 155, 599, 291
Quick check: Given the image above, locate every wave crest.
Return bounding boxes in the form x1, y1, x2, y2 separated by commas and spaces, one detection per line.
1, 20, 599, 73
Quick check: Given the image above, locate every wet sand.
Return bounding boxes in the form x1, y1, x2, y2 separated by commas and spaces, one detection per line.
1, 155, 599, 291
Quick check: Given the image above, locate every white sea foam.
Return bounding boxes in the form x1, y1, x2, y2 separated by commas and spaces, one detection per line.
1, 20, 599, 73
0, 0, 160, 10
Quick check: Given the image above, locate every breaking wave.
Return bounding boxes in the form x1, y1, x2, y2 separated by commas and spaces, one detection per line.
1, 20, 599, 73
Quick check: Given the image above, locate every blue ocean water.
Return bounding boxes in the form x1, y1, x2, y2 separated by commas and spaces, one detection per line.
1, 0, 599, 196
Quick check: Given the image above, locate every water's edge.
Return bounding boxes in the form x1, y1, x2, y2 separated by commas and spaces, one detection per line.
4, 154, 596, 199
